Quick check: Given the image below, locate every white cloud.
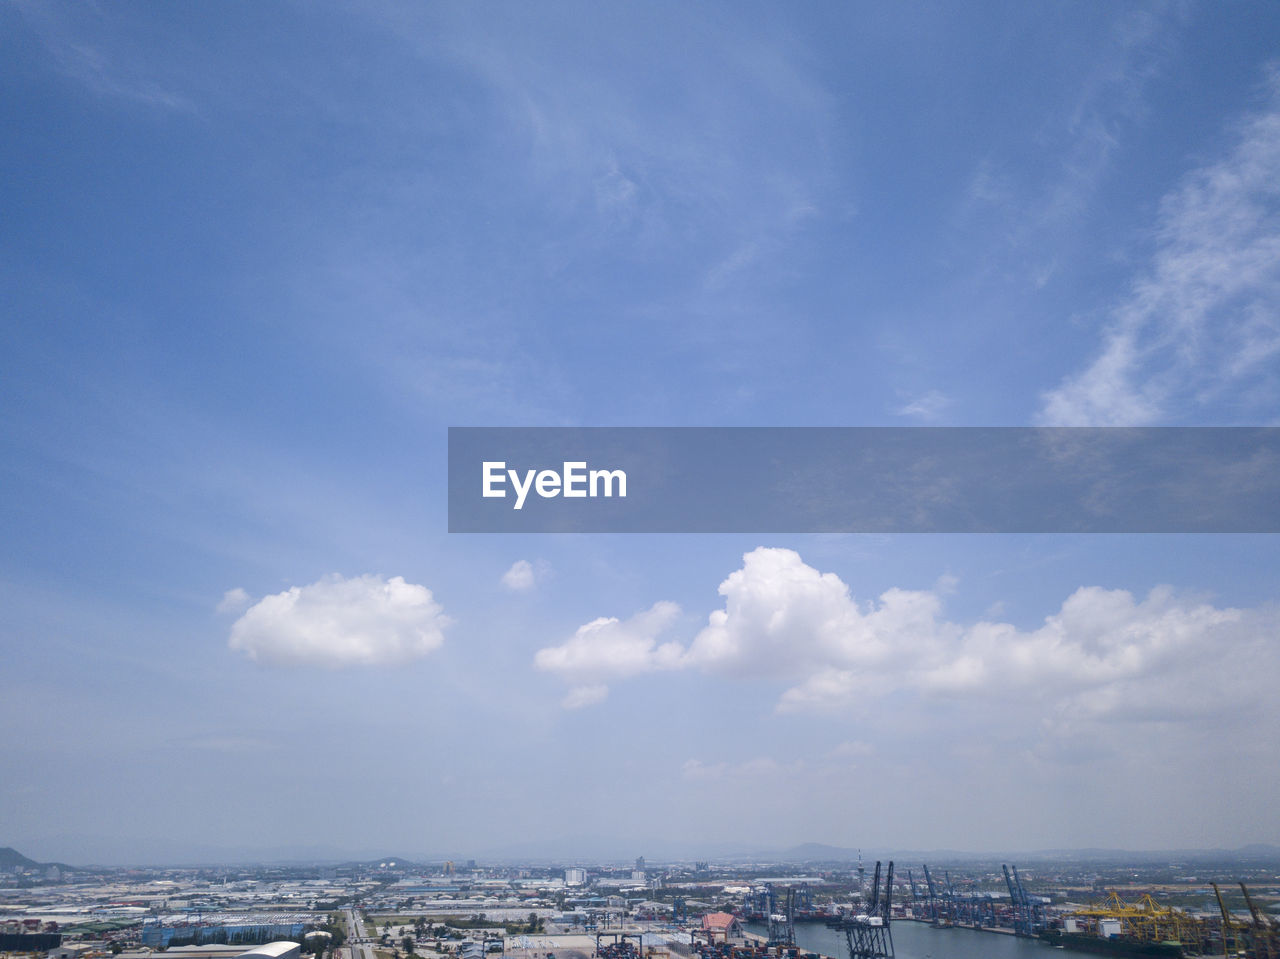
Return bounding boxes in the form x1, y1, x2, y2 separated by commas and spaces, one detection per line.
684, 547, 948, 680
776, 668, 859, 714
536, 548, 1279, 743
501, 559, 536, 591
217, 587, 251, 614
1041, 65, 1280, 424
228, 574, 450, 667
534, 601, 683, 694
894, 389, 952, 420
713, 551, 1262, 726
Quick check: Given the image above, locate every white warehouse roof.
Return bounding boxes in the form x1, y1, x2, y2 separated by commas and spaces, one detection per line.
237, 943, 301, 959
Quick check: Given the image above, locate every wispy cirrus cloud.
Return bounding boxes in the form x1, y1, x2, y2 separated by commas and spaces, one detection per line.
1041, 63, 1280, 425
958, 5, 1184, 285
14, 3, 194, 111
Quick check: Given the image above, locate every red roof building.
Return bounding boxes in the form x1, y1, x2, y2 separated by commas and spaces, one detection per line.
699, 913, 742, 942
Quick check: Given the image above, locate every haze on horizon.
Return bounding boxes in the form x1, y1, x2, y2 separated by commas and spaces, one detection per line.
2, 2, 1279, 864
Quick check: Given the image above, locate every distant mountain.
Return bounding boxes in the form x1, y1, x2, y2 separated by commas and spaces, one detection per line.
774, 843, 861, 862
0, 846, 78, 874
0, 847, 42, 871
351, 855, 423, 869
1230, 843, 1280, 858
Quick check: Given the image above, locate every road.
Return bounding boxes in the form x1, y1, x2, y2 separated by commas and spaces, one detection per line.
344, 908, 374, 959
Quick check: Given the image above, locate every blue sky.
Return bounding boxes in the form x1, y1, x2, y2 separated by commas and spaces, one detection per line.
3, 1, 1280, 863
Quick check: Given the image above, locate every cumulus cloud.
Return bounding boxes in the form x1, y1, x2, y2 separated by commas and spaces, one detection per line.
217, 587, 251, 614
228, 574, 450, 667
535, 601, 683, 682
1040, 65, 1280, 425
696, 549, 1273, 730
709, 551, 1261, 724
536, 548, 1279, 739
684, 547, 951, 681
501, 559, 536, 591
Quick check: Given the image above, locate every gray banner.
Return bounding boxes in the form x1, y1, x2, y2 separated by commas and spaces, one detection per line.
447, 427, 1280, 533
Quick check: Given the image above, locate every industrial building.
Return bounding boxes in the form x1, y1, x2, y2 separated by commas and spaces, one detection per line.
237, 943, 300, 959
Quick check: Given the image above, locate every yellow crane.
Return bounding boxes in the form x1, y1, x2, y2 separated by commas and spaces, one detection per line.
1070, 890, 1204, 951
1240, 882, 1279, 959
1211, 882, 1246, 959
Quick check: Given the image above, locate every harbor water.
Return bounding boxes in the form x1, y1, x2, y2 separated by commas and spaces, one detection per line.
747, 921, 1051, 959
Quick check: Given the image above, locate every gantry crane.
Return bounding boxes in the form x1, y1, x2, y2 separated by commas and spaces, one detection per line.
827, 861, 895, 959
1240, 882, 1279, 959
